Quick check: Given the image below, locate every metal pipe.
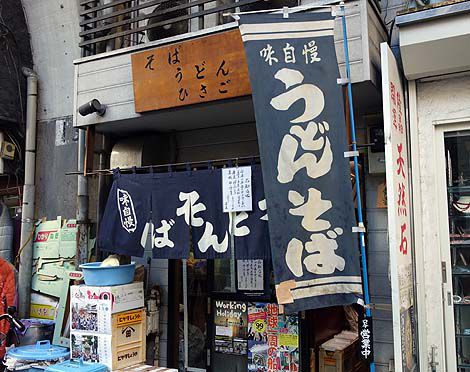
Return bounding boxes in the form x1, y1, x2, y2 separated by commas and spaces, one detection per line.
76, 129, 89, 265
96, 135, 110, 259
65, 155, 262, 176
340, 5, 375, 372
18, 67, 38, 319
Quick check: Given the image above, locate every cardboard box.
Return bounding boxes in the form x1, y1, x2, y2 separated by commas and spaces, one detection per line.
70, 309, 146, 371
70, 332, 145, 370
319, 337, 366, 372
33, 217, 77, 259
30, 292, 58, 320
70, 283, 144, 334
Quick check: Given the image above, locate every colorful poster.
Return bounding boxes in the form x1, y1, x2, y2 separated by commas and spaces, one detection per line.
248, 303, 299, 372
214, 300, 248, 355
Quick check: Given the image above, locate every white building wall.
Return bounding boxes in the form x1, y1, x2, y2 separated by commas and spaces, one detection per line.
411, 73, 470, 371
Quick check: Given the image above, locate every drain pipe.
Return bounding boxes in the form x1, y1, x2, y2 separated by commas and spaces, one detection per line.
76, 128, 89, 266
18, 67, 38, 319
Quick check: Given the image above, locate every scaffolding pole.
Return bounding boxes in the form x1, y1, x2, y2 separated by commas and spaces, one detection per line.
340, 3, 376, 372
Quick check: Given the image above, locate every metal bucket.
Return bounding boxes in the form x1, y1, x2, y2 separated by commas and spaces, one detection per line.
19, 320, 55, 346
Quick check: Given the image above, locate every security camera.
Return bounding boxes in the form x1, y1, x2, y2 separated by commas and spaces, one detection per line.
79, 99, 106, 117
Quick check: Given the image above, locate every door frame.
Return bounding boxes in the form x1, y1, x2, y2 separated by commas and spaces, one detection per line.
433, 118, 470, 371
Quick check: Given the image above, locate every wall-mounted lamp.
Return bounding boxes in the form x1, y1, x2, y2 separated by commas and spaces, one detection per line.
79, 99, 107, 117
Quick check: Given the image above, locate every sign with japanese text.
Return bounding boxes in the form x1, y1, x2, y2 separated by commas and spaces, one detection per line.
358, 314, 374, 362
381, 42, 417, 372
98, 166, 270, 260
131, 30, 251, 112
223, 166, 253, 212
247, 303, 299, 372
237, 260, 264, 291
238, 12, 362, 312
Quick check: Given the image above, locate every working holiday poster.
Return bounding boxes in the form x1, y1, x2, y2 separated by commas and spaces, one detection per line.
214, 300, 248, 355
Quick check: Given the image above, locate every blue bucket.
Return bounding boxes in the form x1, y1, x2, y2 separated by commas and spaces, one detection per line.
79, 262, 136, 286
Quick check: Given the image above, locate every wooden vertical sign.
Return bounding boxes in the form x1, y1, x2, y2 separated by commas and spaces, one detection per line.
131, 30, 252, 113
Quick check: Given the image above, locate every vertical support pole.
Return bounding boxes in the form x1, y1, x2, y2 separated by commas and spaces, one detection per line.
18, 68, 38, 319
340, 4, 375, 372
183, 259, 189, 370
76, 128, 89, 266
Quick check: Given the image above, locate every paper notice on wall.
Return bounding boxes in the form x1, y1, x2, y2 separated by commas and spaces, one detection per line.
237, 260, 264, 291
222, 166, 252, 212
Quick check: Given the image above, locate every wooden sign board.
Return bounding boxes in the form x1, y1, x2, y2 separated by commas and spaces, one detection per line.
131, 30, 251, 113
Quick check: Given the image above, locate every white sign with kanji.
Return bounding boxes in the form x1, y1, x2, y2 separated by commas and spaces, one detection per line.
222, 166, 253, 212
382, 42, 417, 372
237, 260, 264, 291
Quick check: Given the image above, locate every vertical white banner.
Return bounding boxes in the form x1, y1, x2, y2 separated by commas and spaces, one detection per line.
381, 42, 417, 372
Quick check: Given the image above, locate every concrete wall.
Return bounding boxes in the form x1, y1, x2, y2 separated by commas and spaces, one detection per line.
380, 0, 407, 59
0, 0, 32, 125
22, 0, 81, 219
411, 73, 470, 371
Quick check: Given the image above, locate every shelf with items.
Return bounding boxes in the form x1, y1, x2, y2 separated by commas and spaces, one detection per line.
448, 186, 470, 193
451, 235, 470, 246
451, 215, 470, 221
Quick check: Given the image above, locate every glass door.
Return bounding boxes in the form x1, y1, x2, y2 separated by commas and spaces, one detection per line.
445, 131, 470, 370
182, 258, 209, 372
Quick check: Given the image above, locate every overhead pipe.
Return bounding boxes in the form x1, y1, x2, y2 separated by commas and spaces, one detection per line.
18, 67, 38, 319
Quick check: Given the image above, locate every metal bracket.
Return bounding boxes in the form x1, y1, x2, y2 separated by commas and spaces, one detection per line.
337, 77, 350, 85
344, 150, 359, 158
283, 6, 289, 18
331, 8, 345, 17
352, 226, 366, 233
365, 303, 393, 310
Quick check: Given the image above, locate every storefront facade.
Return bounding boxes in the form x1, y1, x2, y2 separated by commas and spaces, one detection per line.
72, 1, 396, 371
397, 2, 470, 370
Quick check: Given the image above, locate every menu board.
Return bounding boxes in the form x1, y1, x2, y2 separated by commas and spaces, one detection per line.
247, 303, 299, 372
214, 300, 248, 355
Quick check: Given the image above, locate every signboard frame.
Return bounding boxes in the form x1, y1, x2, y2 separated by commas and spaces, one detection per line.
131, 29, 251, 113
381, 42, 418, 372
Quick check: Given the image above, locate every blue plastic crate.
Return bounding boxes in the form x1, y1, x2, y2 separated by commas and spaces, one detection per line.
45, 359, 108, 371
